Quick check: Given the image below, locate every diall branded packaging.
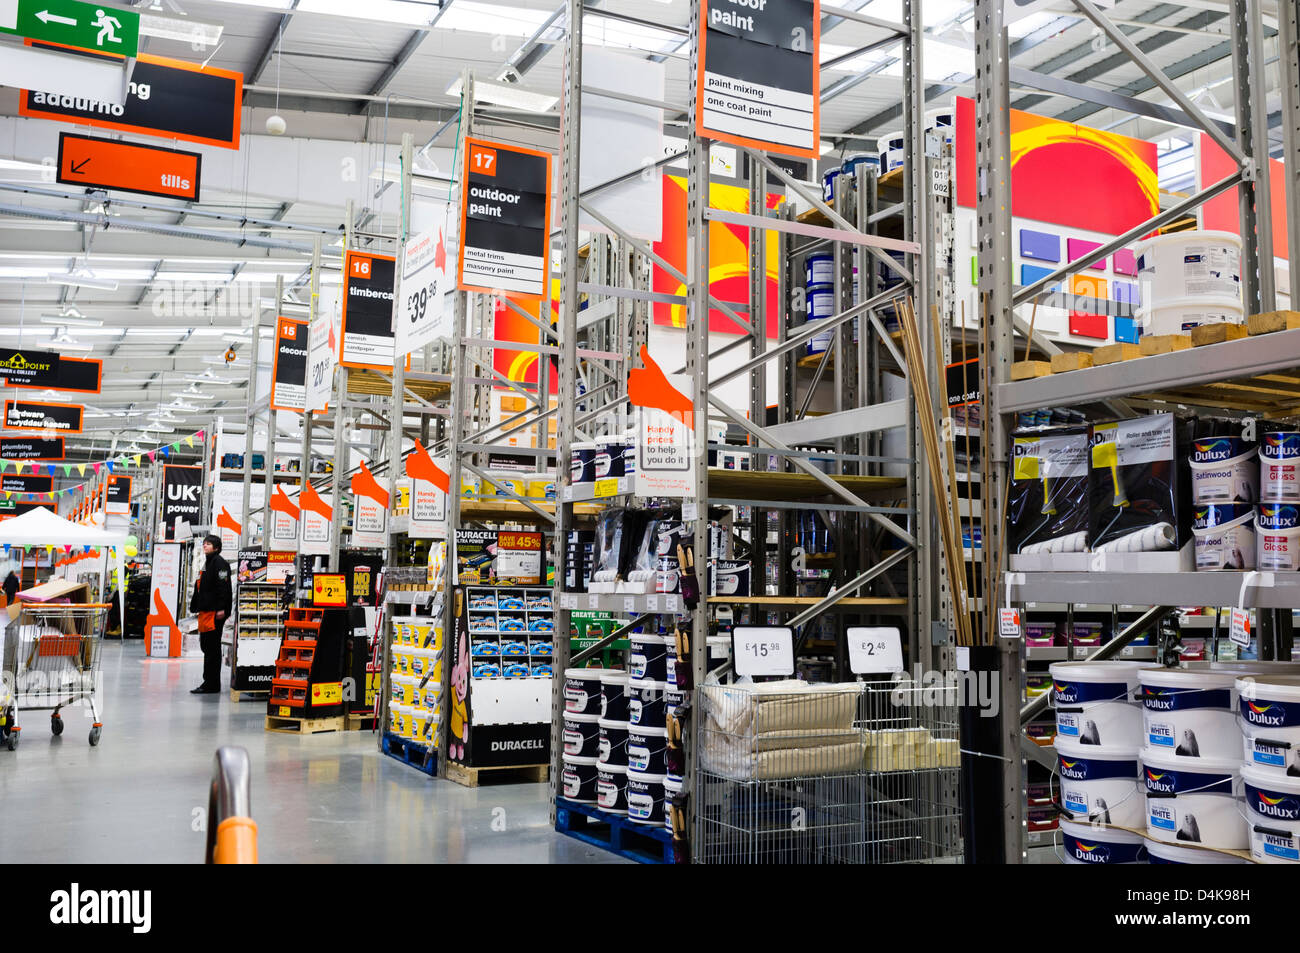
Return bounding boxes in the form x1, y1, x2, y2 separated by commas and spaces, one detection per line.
1007, 425, 1090, 554
1088, 414, 1193, 554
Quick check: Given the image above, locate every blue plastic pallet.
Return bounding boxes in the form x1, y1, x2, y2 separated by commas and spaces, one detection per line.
382, 732, 438, 777
555, 797, 675, 864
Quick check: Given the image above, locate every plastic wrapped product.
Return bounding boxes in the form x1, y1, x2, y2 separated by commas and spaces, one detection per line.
1008, 426, 1090, 554
1088, 414, 1192, 553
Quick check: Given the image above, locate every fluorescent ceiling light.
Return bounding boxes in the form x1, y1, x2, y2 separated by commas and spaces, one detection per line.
138, 12, 224, 45
298, 0, 438, 25
40, 307, 102, 327
446, 77, 557, 113
435, 1, 551, 38
143, 424, 176, 434
47, 269, 119, 291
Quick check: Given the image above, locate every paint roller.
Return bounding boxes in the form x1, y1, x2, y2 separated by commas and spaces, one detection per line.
1092, 438, 1131, 541
1095, 523, 1176, 553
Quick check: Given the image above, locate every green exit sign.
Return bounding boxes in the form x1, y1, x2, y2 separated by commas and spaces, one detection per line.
0, 0, 140, 57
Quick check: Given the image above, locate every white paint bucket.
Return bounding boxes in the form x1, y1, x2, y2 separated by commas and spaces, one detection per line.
596, 762, 628, 815
877, 131, 905, 172
1141, 747, 1247, 849
1257, 503, 1300, 571
626, 770, 666, 825
561, 754, 599, 803
1050, 661, 1151, 748
1140, 668, 1242, 758
1192, 504, 1256, 571
806, 253, 835, 286
808, 285, 835, 320
1236, 675, 1300, 773
1241, 763, 1300, 863
1260, 433, 1300, 502
1145, 837, 1248, 864
564, 667, 602, 717
1188, 436, 1257, 504
1055, 739, 1143, 826
1135, 229, 1243, 305
1059, 818, 1149, 864
1139, 296, 1245, 335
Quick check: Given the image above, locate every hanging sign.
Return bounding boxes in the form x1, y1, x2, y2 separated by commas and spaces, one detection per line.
298, 482, 334, 556
945, 357, 981, 409
3, 399, 83, 433
270, 316, 308, 412
104, 474, 131, 516
56, 131, 200, 200
396, 218, 450, 356
695, 0, 820, 159
1, 0, 140, 55
147, 542, 183, 657
304, 298, 335, 414
0, 436, 63, 460
4, 355, 99, 393
21, 47, 243, 150
211, 478, 264, 553
159, 464, 202, 541
349, 460, 389, 548
405, 440, 448, 540
1, 474, 51, 493
0, 348, 59, 387
629, 346, 695, 499
340, 250, 400, 370
458, 136, 551, 298
269, 482, 301, 546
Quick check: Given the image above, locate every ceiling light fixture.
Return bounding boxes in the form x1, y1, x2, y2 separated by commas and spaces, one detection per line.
445, 76, 557, 113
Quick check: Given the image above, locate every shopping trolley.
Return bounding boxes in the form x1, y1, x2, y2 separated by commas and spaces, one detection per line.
0, 603, 109, 749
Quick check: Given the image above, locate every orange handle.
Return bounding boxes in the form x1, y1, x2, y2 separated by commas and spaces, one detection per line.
213, 817, 258, 864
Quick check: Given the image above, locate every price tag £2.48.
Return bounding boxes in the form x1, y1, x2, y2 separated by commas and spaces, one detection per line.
732, 626, 794, 678
847, 626, 903, 675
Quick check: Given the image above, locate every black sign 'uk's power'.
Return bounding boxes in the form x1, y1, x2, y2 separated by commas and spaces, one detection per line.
160, 465, 203, 540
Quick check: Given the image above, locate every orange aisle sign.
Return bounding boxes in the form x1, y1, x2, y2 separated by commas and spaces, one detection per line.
56, 132, 201, 201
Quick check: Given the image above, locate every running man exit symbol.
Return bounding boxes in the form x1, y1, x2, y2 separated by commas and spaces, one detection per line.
1, 0, 140, 56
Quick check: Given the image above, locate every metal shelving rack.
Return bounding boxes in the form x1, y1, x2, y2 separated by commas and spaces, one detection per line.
549, 0, 964, 863
973, 0, 1300, 861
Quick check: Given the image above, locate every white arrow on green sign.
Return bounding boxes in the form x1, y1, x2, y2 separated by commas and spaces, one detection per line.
0, 0, 139, 57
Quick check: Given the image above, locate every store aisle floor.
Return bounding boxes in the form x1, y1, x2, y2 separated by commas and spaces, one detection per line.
0, 640, 629, 864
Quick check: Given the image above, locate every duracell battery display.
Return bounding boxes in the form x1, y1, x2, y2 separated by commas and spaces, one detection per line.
1087, 413, 1193, 554
1007, 426, 1090, 555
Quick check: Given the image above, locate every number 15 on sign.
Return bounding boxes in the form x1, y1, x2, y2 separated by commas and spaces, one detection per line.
733, 626, 794, 678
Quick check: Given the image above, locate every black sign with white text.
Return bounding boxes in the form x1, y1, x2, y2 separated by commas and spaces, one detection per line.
4, 400, 83, 433
458, 137, 551, 298
1, 474, 52, 494
270, 317, 308, 412
697, 0, 819, 158
0, 349, 60, 387
0, 437, 64, 460
4, 356, 101, 394
159, 465, 203, 540
105, 475, 132, 516
339, 251, 397, 370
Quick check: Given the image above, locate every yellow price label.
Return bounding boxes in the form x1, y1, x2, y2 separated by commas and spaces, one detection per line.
312, 573, 347, 607
278, 705, 291, 717
312, 681, 343, 705
594, 477, 619, 498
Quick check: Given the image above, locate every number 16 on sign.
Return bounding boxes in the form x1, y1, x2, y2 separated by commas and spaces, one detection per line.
733, 626, 794, 678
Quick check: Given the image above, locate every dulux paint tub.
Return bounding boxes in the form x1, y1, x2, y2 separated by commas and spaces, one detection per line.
1236, 675, 1300, 773
1192, 503, 1256, 571
1055, 738, 1143, 827
1260, 432, 1300, 502
1140, 667, 1242, 759
1050, 661, 1152, 748
1188, 435, 1257, 504
1256, 503, 1300, 571
1241, 762, 1300, 863
1141, 747, 1247, 849
1145, 837, 1248, 864
1058, 817, 1148, 864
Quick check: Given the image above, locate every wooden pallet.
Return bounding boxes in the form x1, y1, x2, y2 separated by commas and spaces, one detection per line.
554, 797, 675, 864
346, 711, 378, 731
264, 714, 345, 735
230, 689, 269, 703
445, 761, 549, 788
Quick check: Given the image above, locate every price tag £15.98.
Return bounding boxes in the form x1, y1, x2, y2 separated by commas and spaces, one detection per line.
732, 626, 794, 678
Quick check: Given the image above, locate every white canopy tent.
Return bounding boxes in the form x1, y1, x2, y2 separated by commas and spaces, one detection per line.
0, 508, 128, 630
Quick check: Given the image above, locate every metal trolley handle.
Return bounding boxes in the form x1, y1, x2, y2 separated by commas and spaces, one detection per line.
205, 746, 258, 864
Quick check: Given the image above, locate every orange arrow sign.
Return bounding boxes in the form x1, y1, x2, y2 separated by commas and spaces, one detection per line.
56, 132, 201, 201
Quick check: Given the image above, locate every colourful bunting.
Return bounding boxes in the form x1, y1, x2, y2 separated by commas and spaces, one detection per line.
148, 450, 156, 463
134, 454, 141, 466
185, 436, 194, 448
77, 463, 85, 477
62, 463, 71, 476
14, 461, 23, 474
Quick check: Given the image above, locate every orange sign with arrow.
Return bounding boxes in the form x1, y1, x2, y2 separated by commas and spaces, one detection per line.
56, 132, 201, 201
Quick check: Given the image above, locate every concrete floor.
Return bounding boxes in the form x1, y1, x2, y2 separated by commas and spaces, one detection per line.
0, 640, 629, 864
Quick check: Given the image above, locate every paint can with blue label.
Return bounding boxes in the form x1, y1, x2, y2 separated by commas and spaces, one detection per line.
1189, 435, 1257, 504
1059, 817, 1148, 864
1140, 747, 1246, 849
821, 167, 842, 204
1192, 503, 1256, 571
806, 253, 835, 287
1050, 661, 1151, 748
1055, 738, 1144, 826
1237, 675, 1300, 774
1140, 668, 1242, 759
1260, 432, 1300, 502
1257, 503, 1300, 570
1242, 763, 1300, 863
1145, 837, 1249, 863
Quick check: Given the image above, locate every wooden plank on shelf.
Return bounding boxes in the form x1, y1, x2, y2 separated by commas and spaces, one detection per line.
1247, 310, 1300, 336
345, 368, 450, 402
1190, 323, 1248, 347
1093, 342, 1141, 365
1139, 333, 1192, 356
445, 762, 549, 788
1049, 352, 1093, 373
1010, 360, 1052, 381
459, 499, 601, 521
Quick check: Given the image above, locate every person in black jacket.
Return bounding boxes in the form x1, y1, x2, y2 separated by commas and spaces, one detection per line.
3, 570, 18, 605
190, 534, 233, 695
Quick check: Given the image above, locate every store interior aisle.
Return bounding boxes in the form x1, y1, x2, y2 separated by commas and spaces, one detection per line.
0, 641, 628, 864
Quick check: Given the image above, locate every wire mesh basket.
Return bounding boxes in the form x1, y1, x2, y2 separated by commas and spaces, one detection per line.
695, 678, 963, 864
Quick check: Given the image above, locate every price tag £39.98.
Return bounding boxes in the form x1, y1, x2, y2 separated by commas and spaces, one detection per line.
732, 626, 794, 678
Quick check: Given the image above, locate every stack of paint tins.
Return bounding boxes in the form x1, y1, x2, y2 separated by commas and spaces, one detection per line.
1051, 661, 1153, 864
804, 253, 836, 356
624, 630, 670, 826
1258, 433, 1300, 573
1188, 432, 1258, 572
1236, 674, 1300, 863
561, 668, 603, 803
1137, 667, 1251, 863
596, 669, 630, 815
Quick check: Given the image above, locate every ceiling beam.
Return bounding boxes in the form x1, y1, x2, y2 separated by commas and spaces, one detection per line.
246, 0, 301, 97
